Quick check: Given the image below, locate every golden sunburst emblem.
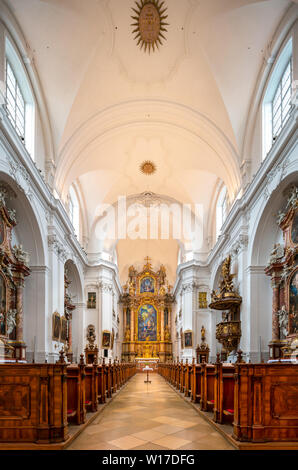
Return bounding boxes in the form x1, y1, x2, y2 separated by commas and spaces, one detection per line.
131, 0, 169, 53
140, 161, 157, 175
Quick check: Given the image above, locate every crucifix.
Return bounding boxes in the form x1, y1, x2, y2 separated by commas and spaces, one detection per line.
144, 256, 152, 267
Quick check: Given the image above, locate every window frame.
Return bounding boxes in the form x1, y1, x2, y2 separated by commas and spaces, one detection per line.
262, 37, 293, 160
272, 59, 292, 141
4, 36, 35, 159
5, 59, 26, 142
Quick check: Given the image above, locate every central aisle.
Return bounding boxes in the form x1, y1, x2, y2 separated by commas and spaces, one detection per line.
68, 373, 235, 450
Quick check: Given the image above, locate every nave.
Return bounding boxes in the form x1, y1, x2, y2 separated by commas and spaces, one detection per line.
68, 373, 234, 451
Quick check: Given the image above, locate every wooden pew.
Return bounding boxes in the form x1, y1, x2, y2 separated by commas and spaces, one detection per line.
175, 362, 179, 388
213, 362, 235, 424
84, 363, 98, 413
103, 359, 112, 399
115, 360, 120, 390
184, 361, 191, 397
179, 362, 183, 392
233, 362, 298, 442
66, 357, 86, 425
191, 363, 202, 403
201, 363, 216, 411
97, 363, 106, 404
0, 362, 68, 443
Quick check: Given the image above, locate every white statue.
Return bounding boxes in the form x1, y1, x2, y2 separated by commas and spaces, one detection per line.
278, 305, 288, 340
276, 210, 285, 225
269, 243, 284, 264
286, 186, 298, 210
13, 244, 30, 267
6, 309, 17, 336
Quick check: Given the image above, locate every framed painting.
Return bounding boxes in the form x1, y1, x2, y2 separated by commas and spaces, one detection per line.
111, 329, 115, 349
0, 218, 5, 246
140, 276, 155, 293
180, 328, 184, 349
52, 311, 61, 341
289, 268, 298, 335
291, 211, 298, 246
0, 273, 7, 336
184, 330, 193, 349
199, 292, 208, 309
60, 316, 68, 343
87, 292, 96, 309
102, 330, 111, 349
138, 303, 157, 342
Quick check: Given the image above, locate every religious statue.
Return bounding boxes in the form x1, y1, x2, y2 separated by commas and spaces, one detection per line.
165, 325, 171, 341
157, 265, 166, 285
278, 305, 288, 340
220, 255, 235, 294
129, 281, 135, 296
159, 285, 166, 296
123, 284, 128, 294
129, 265, 137, 283
86, 324, 96, 348
201, 325, 206, 342
277, 210, 286, 225
12, 244, 30, 267
6, 309, 17, 337
286, 185, 298, 211
269, 243, 284, 265
125, 327, 131, 342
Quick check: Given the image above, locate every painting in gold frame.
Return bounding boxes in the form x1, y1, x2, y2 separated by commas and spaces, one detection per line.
290, 210, 298, 246
184, 330, 193, 349
111, 328, 115, 350
102, 330, 111, 349
289, 268, 298, 335
52, 311, 61, 341
87, 292, 96, 309
199, 292, 208, 309
60, 316, 68, 343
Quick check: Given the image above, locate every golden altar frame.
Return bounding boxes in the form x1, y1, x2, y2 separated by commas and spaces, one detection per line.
121, 258, 174, 362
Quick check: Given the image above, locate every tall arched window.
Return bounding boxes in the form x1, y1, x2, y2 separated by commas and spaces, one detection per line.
262, 38, 293, 159
69, 185, 80, 240
5, 37, 35, 158
216, 186, 228, 241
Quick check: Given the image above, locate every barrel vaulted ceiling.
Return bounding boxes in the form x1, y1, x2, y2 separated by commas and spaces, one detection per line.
5, 0, 294, 281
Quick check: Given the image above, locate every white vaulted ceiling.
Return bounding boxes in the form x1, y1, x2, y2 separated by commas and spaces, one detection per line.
5, 0, 293, 278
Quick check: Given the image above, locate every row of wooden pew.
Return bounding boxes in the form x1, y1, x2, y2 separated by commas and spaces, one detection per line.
0, 356, 136, 444
65, 356, 135, 426
158, 358, 298, 443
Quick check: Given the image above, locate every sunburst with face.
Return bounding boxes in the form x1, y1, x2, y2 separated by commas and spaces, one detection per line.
131, 0, 169, 53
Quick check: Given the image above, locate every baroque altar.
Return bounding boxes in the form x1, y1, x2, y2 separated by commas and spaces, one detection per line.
0, 187, 30, 361
121, 257, 174, 362
265, 186, 298, 359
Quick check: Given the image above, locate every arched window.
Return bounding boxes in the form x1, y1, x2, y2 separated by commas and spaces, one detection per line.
69, 185, 80, 240
5, 37, 35, 158
216, 186, 228, 240
262, 38, 293, 159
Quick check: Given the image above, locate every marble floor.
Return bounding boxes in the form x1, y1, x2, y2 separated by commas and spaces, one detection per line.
68, 373, 235, 450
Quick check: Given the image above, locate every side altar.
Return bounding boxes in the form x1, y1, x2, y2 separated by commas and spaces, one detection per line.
121, 258, 174, 363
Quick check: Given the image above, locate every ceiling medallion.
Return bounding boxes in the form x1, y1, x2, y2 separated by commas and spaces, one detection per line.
140, 160, 157, 175
131, 0, 168, 54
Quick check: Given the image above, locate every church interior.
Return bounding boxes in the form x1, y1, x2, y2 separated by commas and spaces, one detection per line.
0, 0, 297, 452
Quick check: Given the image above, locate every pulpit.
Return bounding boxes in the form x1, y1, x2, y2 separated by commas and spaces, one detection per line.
209, 256, 242, 358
